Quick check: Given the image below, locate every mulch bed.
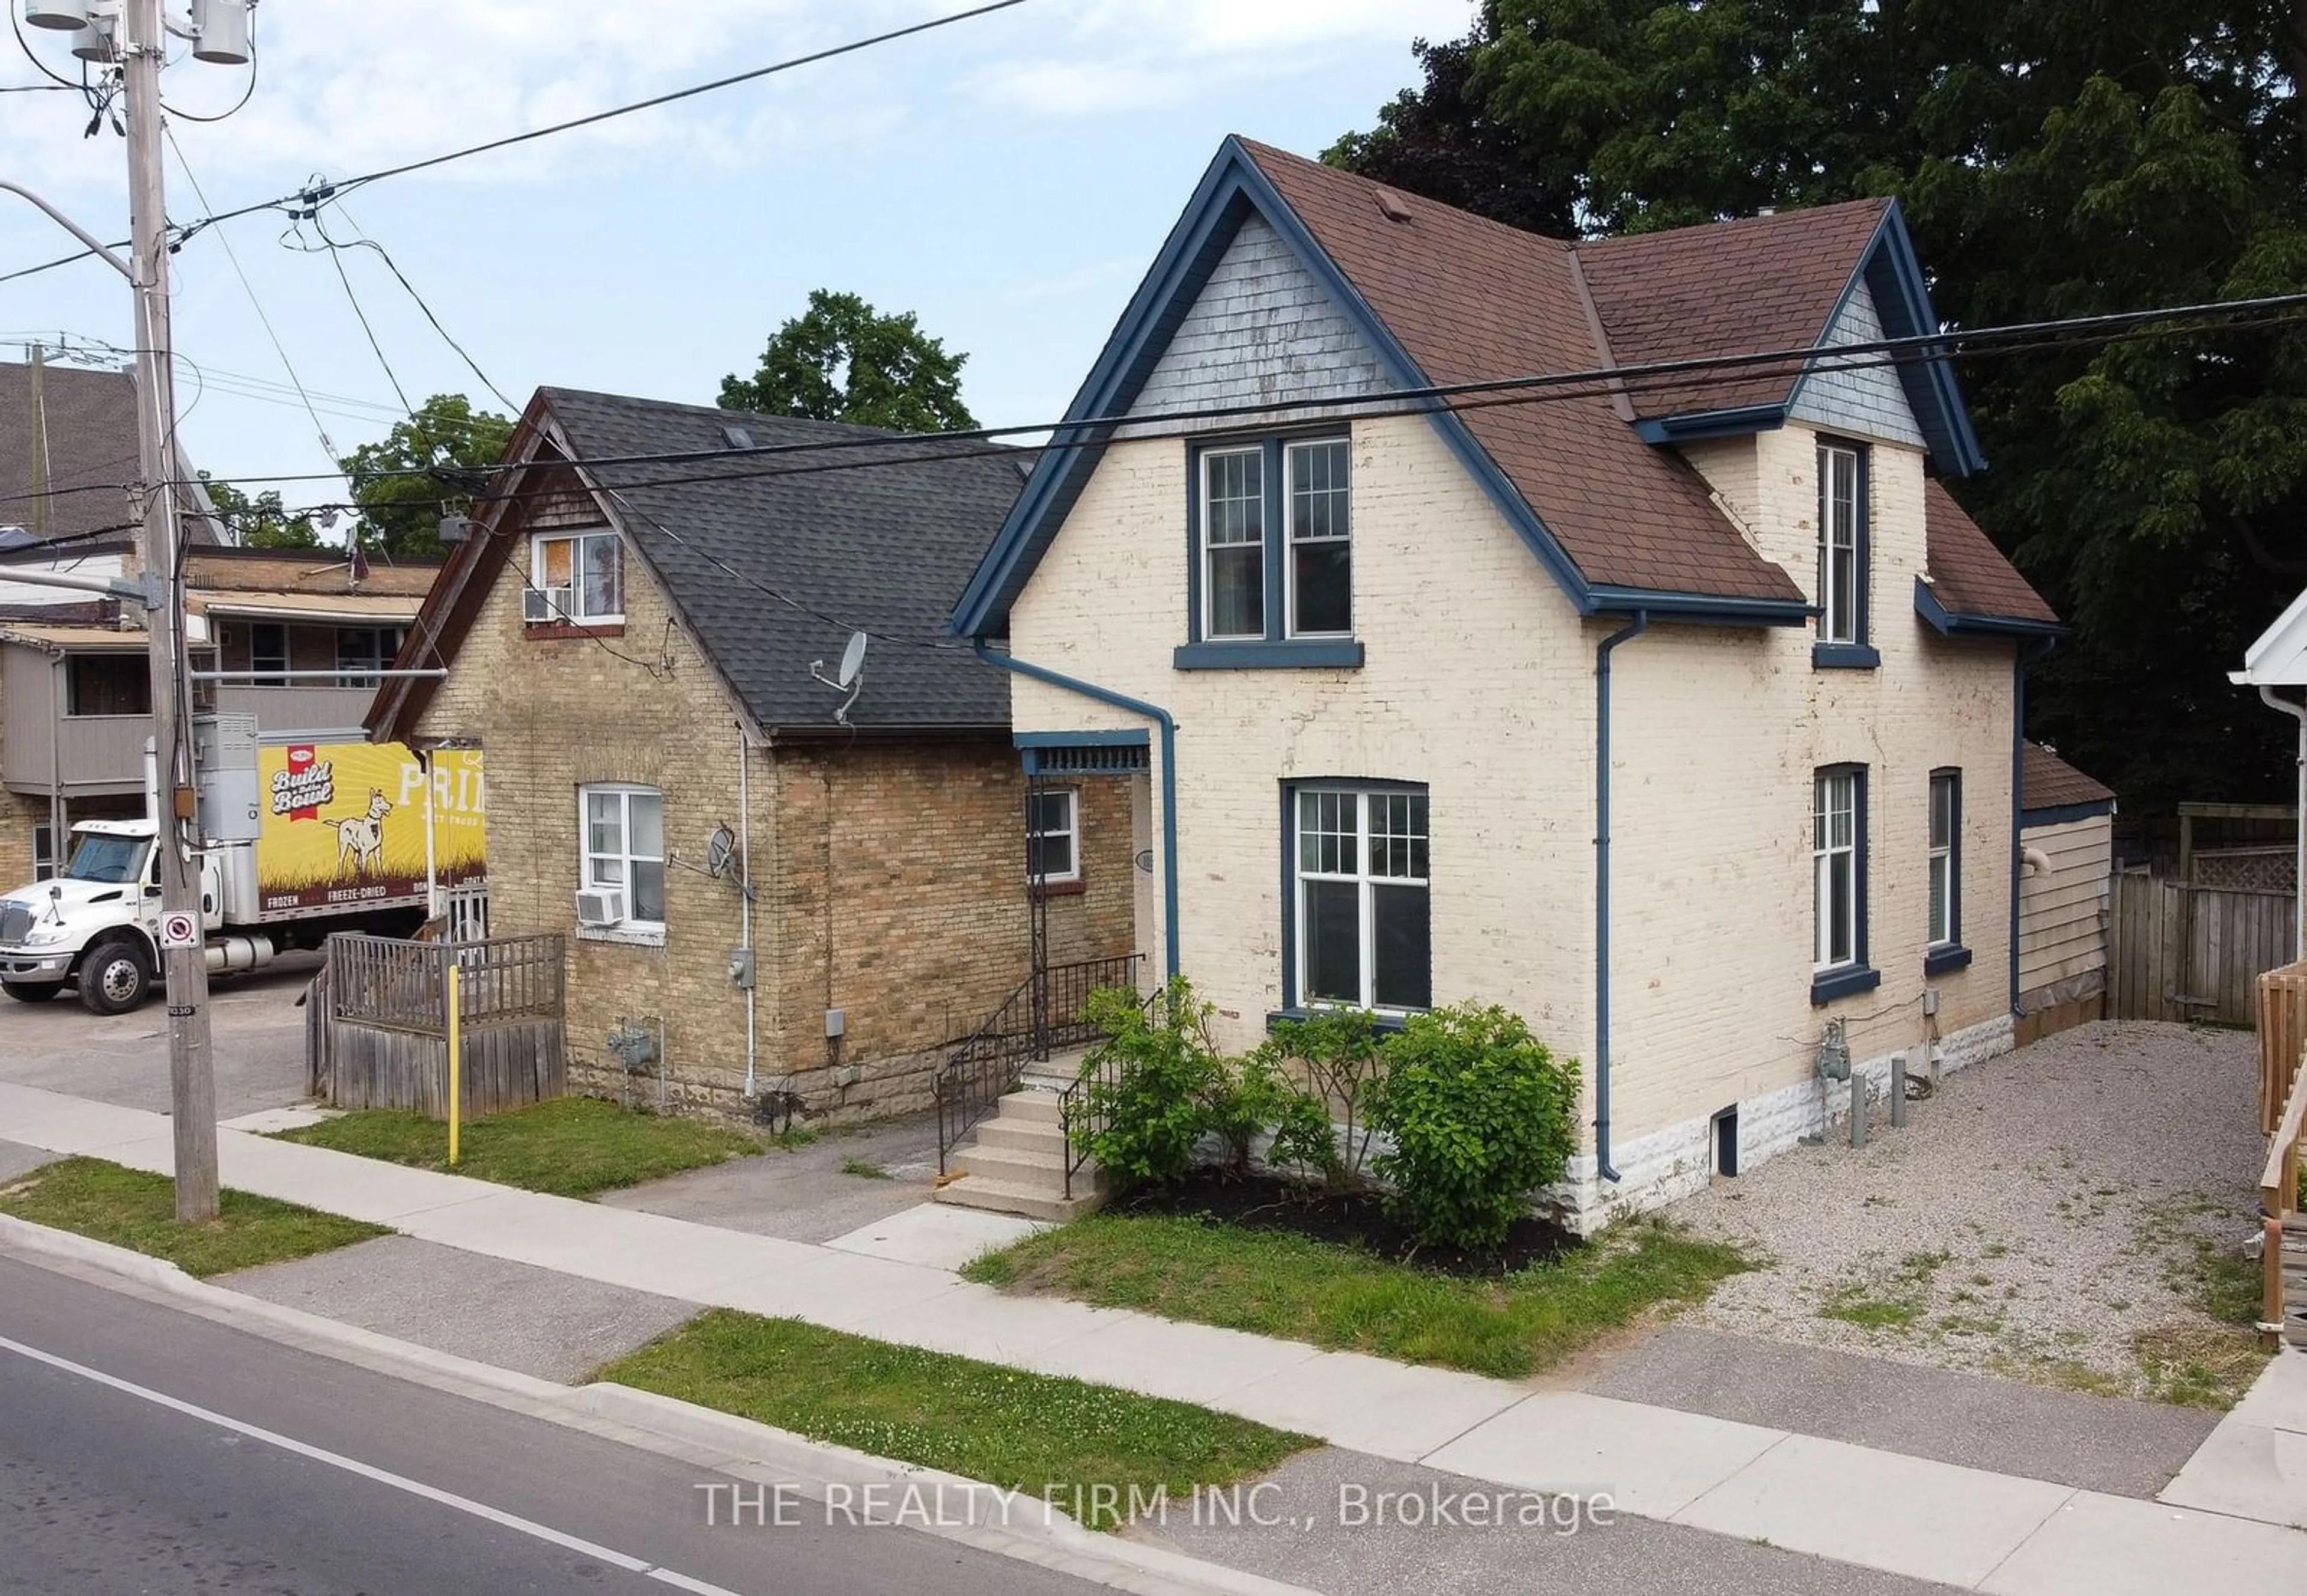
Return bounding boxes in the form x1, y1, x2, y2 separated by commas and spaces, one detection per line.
1110, 1166, 1580, 1278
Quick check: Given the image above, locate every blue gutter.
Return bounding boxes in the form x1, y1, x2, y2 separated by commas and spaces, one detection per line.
1594, 610, 1650, 1183
2010, 637, 2058, 1013
972, 641, 1181, 982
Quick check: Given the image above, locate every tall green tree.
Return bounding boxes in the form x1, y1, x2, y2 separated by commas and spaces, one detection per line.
338, 393, 515, 560
720, 290, 977, 432
1333, 1, 2307, 812
196, 475, 320, 548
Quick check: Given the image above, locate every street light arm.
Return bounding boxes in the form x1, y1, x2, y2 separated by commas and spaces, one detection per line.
0, 180, 135, 281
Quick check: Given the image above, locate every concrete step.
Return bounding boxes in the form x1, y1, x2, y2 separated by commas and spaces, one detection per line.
934, 1174, 1105, 1224
992, 1088, 1062, 1125
954, 1143, 1073, 1188
976, 1117, 1069, 1155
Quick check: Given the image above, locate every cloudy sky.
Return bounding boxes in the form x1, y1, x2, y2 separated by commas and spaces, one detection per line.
0, 0, 1474, 515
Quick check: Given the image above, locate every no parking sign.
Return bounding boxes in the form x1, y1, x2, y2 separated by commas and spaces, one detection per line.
158, 911, 199, 951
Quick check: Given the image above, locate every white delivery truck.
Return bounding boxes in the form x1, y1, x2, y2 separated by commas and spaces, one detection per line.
0, 725, 484, 1015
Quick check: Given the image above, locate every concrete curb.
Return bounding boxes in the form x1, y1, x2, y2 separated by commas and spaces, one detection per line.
0, 1216, 1316, 1596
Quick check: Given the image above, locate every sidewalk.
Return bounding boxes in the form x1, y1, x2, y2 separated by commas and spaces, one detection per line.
3, 1080, 2299, 1594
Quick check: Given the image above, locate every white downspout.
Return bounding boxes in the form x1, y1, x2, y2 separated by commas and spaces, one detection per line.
2260, 685, 2307, 956
739, 722, 756, 1101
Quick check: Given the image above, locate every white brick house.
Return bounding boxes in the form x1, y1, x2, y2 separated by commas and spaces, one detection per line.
952, 139, 2061, 1228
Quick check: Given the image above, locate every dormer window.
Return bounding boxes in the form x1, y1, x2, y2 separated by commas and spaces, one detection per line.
1814, 439, 1876, 669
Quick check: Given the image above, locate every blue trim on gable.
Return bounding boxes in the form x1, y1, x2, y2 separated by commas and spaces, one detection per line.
1632, 404, 1790, 445
1014, 729, 1150, 749
2021, 799, 2117, 827
1914, 576, 2064, 640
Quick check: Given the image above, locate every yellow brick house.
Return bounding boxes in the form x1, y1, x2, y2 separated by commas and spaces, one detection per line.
950, 138, 2063, 1228
369, 390, 1138, 1128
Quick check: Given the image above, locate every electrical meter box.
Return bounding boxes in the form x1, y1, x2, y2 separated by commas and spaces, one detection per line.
193, 712, 261, 843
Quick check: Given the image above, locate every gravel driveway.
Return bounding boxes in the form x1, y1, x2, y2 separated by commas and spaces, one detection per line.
1669, 1021, 2269, 1406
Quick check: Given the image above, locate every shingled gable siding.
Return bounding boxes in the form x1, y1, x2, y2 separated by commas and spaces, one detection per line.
1786, 279, 1926, 449
1123, 213, 1391, 432
416, 494, 1134, 1125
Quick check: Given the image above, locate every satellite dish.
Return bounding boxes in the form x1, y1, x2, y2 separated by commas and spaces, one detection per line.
808, 631, 869, 725
705, 824, 736, 879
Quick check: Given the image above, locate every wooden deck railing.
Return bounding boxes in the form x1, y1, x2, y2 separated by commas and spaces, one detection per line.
2261, 1059, 2307, 1352
2258, 959, 2307, 1133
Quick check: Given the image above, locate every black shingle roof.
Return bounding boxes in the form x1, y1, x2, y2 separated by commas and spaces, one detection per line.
542, 388, 1023, 732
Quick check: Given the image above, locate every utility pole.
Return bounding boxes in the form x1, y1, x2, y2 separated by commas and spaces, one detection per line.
28, 343, 51, 538
121, 0, 217, 1222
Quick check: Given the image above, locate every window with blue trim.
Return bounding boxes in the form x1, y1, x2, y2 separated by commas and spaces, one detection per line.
1814, 440, 1875, 668
1189, 435, 1355, 657
1289, 784, 1429, 1012
1926, 768, 1970, 974
1811, 765, 1878, 1002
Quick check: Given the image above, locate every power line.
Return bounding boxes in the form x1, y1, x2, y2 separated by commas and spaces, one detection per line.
0, 1, 1032, 287
326, 201, 520, 412
25, 285, 2300, 503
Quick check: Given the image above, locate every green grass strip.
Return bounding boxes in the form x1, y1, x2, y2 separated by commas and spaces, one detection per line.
0, 1156, 387, 1278
595, 1310, 1315, 1530
964, 1212, 1748, 1380
275, 1096, 759, 1198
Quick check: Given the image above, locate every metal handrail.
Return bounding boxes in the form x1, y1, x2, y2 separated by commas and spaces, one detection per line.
934, 954, 1144, 1174
1057, 977, 1160, 1200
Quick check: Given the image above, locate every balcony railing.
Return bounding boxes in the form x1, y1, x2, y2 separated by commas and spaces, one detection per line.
214, 682, 380, 735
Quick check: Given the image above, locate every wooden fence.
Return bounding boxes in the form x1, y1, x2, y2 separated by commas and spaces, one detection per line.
2108, 874, 2296, 1027
312, 932, 567, 1118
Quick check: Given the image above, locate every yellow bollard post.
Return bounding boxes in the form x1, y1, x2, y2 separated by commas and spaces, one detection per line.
446, 962, 463, 1167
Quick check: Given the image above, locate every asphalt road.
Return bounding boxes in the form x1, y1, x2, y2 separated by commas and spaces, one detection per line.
0, 1255, 1105, 1596
0, 951, 318, 1120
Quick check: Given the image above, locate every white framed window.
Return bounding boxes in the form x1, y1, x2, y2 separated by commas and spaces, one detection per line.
580, 784, 665, 928
1026, 787, 1080, 886
532, 530, 625, 625
1293, 784, 1430, 1012
1813, 768, 1862, 970
1284, 438, 1352, 637
249, 622, 288, 686
1929, 769, 1960, 948
1200, 446, 1265, 640
1817, 441, 1864, 645
32, 822, 54, 882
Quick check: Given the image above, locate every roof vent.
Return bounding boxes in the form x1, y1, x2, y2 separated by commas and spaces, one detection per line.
1375, 190, 1414, 225
720, 424, 754, 450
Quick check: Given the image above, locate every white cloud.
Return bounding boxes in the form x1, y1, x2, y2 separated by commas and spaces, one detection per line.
967, 0, 1474, 117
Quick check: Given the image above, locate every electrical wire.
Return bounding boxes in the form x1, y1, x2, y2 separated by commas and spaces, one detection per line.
0, 1, 1033, 285
9, 6, 81, 90
163, 125, 339, 464
157, 2, 254, 124
327, 200, 519, 413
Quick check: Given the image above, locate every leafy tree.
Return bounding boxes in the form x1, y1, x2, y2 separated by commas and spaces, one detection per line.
196, 475, 320, 548
719, 290, 977, 432
338, 394, 515, 559
1334, 2, 2307, 811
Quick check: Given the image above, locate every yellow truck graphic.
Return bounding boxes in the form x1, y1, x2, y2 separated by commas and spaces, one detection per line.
257, 740, 484, 917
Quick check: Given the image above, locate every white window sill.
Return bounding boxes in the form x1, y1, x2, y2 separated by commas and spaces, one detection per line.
577, 923, 667, 948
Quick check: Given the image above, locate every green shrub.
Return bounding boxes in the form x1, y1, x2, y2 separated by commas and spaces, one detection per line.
1366, 1004, 1580, 1252
1077, 979, 1221, 1188
1208, 1046, 1343, 1184
1264, 1009, 1384, 1180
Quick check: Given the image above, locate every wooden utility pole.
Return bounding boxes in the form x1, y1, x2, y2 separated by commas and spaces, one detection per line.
27, 342, 50, 539
122, 0, 219, 1223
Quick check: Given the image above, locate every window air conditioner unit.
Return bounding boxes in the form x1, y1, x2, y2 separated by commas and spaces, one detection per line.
575, 888, 625, 928
522, 587, 570, 623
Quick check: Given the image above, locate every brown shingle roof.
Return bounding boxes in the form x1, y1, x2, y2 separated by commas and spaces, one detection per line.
1577, 199, 1892, 417
1243, 142, 1804, 602
2023, 742, 2115, 812
1923, 481, 2056, 625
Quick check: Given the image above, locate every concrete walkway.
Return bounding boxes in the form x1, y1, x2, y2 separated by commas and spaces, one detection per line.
3, 1080, 2299, 1595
